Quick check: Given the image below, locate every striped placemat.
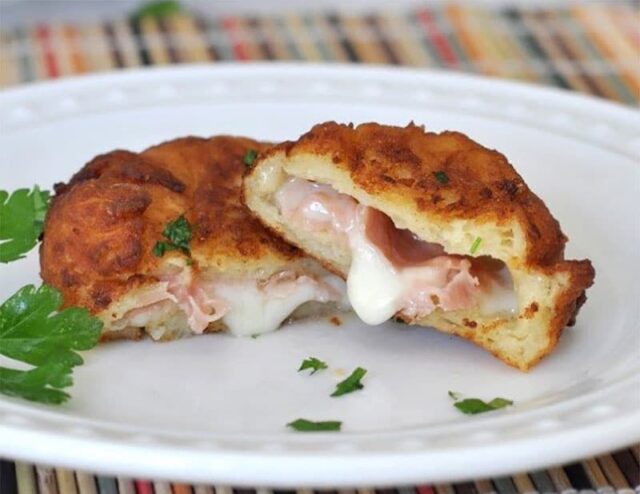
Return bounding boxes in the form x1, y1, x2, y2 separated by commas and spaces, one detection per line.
0, 1, 639, 492
0, 450, 639, 494
0, 2, 638, 103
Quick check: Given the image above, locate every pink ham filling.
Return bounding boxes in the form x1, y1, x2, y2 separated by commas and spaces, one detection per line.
113, 267, 341, 336
276, 177, 499, 320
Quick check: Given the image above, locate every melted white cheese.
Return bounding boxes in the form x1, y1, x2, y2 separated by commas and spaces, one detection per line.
213, 275, 346, 337
347, 220, 404, 325
275, 179, 521, 324
345, 207, 516, 325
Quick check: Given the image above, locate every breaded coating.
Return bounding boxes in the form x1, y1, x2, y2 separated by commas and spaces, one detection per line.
244, 122, 595, 370
41, 136, 323, 341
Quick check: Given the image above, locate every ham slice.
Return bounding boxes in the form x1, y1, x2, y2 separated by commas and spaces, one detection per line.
275, 177, 512, 324
111, 265, 345, 338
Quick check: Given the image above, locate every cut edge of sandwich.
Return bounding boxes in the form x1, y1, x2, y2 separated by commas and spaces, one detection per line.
94, 253, 347, 342
242, 125, 595, 371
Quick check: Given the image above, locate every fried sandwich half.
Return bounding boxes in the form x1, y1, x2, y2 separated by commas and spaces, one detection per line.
243, 122, 595, 370
40, 136, 347, 341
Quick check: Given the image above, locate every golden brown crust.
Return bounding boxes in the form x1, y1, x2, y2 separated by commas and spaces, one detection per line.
41, 136, 303, 316
259, 121, 567, 266
140, 136, 300, 264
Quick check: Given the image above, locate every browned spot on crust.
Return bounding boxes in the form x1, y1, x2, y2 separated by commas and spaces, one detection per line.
523, 302, 539, 319
329, 315, 342, 326
463, 318, 477, 328
100, 327, 145, 342
497, 179, 520, 199
480, 187, 493, 199
91, 287, 113, 309
62, 150, 185, 194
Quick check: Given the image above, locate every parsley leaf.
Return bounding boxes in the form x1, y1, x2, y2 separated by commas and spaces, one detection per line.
298, 357, 328, 375
453, 396, 514, 415
163, 215, 191, 251
434, 171, 449, 184
0, 187, 50, 263
470, 236, 482, 254
243, 149, 258, 168
152, 241, 177, 257
0, 284, 103, 404
132, 0, 182, 21
448, 390, 462, 400
153, 215, 192, 257
287, 418, 341, 432
487, 397, 513, 409
0, 364, 72, 405
331, 366, 367, 397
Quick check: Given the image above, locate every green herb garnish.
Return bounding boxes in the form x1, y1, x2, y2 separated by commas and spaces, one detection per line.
0, 187, 50, 263
453, 396, 513, 415
153, 215, 192, 257
132, 0, 182, 21
470, 236, 482, 254
298, 357, 328, 375
448, 390, 462, 400
434, 171, 449, 184
331, 367, 367, 397
243, 149, 258, 168
0, 285, 102, 404
287, 418, 342, 432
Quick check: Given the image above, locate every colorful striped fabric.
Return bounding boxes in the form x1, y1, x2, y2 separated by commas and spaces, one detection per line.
0, 2, 639, 492
0, 448, 639, 494
0, 3, 638, 103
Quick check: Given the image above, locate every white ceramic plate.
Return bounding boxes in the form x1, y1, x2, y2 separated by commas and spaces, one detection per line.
0, 64, 639, 487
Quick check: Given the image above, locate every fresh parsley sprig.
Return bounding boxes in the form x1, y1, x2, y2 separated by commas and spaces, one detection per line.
0, 285, 103, 404
287, 418, 341, 432
153, 215, 192, 257
331, 367, 367, 397
0, 187, 50, 263
298, 357, 328, 375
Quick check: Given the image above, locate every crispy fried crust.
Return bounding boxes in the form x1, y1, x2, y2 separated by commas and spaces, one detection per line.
40, 136, 305, 321
243, 122, 595, 370
264, 122, 567, 265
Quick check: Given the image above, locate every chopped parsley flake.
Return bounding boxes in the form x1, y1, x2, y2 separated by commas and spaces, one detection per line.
132, 0, 182, 21
287, 418, 341, 432
448, 390, 463, 400
331, 367, 367, 397
298, 357, 328, 375
451, 393, 514, 415
243, 149, 258, 167
153, 215, 192, 257
434, 171, 449, 184
470, 236, 482, 254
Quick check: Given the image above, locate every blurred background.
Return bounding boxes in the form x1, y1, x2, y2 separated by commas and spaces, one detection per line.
0, 0, 638, 104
